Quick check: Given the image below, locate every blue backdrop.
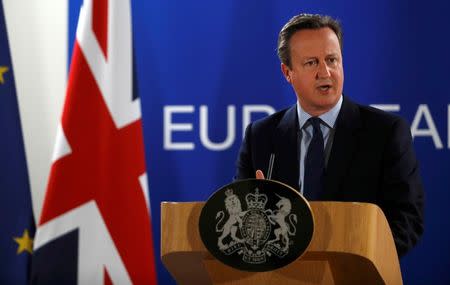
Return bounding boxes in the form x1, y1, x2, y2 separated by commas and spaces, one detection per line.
67, 1, 450, 284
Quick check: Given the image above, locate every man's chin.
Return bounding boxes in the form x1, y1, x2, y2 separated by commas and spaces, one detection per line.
314, 95, 341, 112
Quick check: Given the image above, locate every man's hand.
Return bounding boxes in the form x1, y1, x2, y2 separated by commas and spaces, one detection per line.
256, 170, 265, 179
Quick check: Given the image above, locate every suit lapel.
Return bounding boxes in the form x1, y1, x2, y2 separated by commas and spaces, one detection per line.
323, 96, 362, 199
273, 105, 300, 191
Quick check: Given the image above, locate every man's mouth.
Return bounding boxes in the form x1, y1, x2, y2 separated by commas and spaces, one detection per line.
318, 84, 332, 91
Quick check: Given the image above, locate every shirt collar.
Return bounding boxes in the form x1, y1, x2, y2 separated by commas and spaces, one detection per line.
297, 95, 343, 129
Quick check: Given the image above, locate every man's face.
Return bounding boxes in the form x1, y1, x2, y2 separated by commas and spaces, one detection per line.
281, 27, 344, 116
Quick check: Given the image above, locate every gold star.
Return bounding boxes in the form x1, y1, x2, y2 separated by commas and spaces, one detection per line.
0, 66, 9, 84
13, 229, 34, 254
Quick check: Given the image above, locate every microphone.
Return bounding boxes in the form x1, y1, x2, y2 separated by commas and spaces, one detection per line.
267, 153, 275, 180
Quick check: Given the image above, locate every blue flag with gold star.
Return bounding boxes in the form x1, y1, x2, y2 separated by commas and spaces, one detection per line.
0, 2, 36, 284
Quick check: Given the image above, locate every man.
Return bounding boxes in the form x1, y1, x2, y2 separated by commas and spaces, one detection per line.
234, 13, 424, 257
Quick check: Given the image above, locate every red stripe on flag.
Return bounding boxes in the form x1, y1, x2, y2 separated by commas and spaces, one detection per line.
104, 268, 112, 285
93, 0, 108, 59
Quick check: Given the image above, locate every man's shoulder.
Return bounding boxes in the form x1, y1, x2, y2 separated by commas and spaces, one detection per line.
251, 105, 296, 131
347, 98, 407, 129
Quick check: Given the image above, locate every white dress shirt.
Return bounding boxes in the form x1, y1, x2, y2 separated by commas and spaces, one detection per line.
297, 95, 343, 194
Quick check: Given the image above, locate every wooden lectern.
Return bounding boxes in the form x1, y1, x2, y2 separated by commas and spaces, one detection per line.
161, 202, 402, 285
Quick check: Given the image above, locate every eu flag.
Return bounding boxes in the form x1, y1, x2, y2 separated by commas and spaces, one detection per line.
0, 2, 36, 284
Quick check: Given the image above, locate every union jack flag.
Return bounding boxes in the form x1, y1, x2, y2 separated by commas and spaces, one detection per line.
31, 0, 157, 284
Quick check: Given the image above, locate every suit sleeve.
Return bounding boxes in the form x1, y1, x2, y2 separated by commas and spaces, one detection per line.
379, 117, 425, 257
234, 123, 254, 180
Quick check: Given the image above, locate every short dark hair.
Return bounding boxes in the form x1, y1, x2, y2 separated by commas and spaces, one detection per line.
277, 13, 343, 68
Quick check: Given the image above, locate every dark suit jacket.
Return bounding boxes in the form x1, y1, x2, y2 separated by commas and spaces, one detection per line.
235, 96, 424, 257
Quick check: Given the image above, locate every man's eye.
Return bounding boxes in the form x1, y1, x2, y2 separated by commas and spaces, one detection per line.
327, 57, 338, 64
304, 60, 317, 67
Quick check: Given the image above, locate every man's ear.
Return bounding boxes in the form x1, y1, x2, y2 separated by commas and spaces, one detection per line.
281, 63, 291, 83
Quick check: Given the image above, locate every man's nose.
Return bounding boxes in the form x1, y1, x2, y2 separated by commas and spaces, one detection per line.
316, 61, 331, 78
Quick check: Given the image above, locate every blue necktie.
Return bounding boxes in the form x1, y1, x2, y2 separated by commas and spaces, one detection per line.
303, 117, 325, 200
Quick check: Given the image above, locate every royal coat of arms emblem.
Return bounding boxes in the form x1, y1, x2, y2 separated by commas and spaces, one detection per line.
200, 179, 314, 272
